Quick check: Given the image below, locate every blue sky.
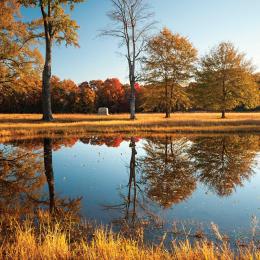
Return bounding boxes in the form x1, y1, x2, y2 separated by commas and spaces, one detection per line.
21, 0, 260, 84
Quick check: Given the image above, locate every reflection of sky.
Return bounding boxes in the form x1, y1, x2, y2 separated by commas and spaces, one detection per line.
48, 139, 260, 241
53, 140, 133, 223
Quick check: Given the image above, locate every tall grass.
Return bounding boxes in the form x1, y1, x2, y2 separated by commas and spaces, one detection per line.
0, 213, 260, 259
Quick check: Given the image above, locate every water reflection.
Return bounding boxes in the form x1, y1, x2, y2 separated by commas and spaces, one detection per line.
139, 136, 196, 208
190, 135, 259, 196
126, 137, 138, 224
102, 137, 143, 229
0, 144, 44, 215
0, 134, 259, 242
0, 138, 82, 218
44, 138, 55, 213
43, 138, 82, 217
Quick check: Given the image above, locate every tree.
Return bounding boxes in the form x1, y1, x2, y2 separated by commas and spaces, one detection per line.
78, 81, 96, 113
0, 0, 37, 83
0, 69, 42, 113
19, 0, 85, 121
0, 138, 82, 217
96, 78, 125, 113
0, 0, 43, 112
51, 76, 79, 113
189, 135, 259, 196
253, 73, 260, 111
139, 136, 196, 208
103, 0, 155, 119
143, 28, 197, 118
141, 83, 191, 113
0, 142, 45, 215
194, 42, 259, 118
123, 82, 144, 112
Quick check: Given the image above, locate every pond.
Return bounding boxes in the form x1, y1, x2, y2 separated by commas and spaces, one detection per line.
0, 134, 260, 247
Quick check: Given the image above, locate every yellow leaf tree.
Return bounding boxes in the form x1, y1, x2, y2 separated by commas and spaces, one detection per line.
0, 0, 42, 95
193, 42, 259, 118
142, 28, 197, 118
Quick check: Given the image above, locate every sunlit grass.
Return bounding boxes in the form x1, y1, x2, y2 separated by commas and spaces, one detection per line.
0, 113, 259, 138
1, 214, 260, 260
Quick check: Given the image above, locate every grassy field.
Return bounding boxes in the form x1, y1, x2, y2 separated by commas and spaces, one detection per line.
0, 213, 259, 260
0, 112, 260, 138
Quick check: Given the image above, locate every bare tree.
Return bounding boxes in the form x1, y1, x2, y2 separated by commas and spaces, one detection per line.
102, 0, 155, 119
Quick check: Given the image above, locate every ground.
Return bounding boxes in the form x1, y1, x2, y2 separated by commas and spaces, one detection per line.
0, 112, 259, 140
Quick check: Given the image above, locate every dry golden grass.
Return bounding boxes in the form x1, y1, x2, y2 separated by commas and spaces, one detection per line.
1, 216, 260, 260
0, 112, 260, 138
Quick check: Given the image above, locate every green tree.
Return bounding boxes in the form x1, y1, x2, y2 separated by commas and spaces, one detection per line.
143, 28, 197, 118
19, 0, 85, 121
194, 42, 259, 118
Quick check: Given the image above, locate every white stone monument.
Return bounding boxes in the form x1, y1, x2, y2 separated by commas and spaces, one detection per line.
98, 107, 109, 115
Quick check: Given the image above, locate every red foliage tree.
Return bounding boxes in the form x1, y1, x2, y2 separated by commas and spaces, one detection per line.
96, 78, 125, 113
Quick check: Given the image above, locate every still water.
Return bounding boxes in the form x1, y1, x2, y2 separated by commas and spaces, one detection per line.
1, 134, 260, 246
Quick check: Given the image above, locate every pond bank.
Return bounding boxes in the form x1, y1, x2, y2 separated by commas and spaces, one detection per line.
0, 113, 260, 138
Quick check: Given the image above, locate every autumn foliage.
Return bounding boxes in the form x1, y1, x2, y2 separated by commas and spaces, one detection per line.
0, 2, 259, 115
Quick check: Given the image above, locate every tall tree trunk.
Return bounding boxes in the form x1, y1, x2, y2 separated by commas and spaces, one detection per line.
42, 36, 53, 121
166, 105, 171, 118
221, 110, 226, 119
165, 84, 171, 118
130, 81, 136, 120
221, 78, 226, 119
43, 138, 55, 214
129, 61, 136, 120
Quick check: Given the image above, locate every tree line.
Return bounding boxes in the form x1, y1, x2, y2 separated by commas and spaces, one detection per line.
0, 0, 259, 118
0, 75, 143, 113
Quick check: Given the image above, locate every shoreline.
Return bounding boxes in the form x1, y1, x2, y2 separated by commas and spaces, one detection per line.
0, 112, 260, 138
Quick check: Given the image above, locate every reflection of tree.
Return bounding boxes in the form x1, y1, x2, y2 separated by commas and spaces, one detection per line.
1, 134, 259, 224
81, 136, 124, 147
0, 138, 81, 218
4, 135, 140, 150
125, 137, 138, 225
0, 146, 45, 215
103, 137, 160, 236
190, 135, 259, 196
140, 136, 196, 208
103, 138, 140, 226
43, 138, 82, 217
4, 137, 78, 152
44, 138, 55, 213
80, 136, 140, 148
